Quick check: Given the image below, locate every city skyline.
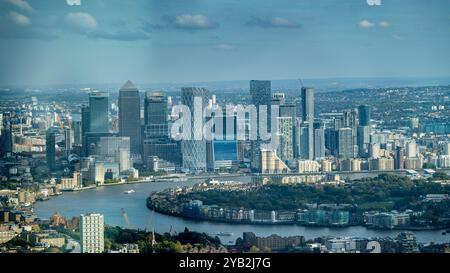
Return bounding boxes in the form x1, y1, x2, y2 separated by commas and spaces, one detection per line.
0, 0, 449, 86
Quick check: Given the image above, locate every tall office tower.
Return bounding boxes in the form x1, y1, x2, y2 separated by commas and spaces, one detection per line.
357, 125, 371, 157
338, 127, 354, 159
343, 109, 358, 148
80, 213, 104, 253
277, 117, 294, 162
72, 121, 82, 145
298, 122, 310, 159
0, 113, 2, 136
395, 146, 405, 170
81, 105, 90, 135
118, 81, 141, 155
89, 91, 109, 133
64, 126, 72, 158
0, 112, 13, 155
143, 91, 181, 166
313, 121, 325, 159
181, 87, 209, 172
358, 105, 371, 126
301, 87, 315, 160
46, 129, 56, 171
249, 80, 272, 171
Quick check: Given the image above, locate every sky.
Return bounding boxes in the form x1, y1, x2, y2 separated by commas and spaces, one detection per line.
0, 0, 449, 86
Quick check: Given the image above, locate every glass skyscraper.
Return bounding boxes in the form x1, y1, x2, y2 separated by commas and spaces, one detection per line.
301, 87, 315, 160
88, 91, 109, 133
249, 80, 272, 171
118, 80, 141, 155
181, 87, 209, 172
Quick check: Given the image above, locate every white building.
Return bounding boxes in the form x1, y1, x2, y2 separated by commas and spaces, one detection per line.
80, 213, 104, 253
297, 160, 320, 173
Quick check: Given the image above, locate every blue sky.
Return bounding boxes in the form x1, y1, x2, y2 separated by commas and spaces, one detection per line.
0, 0, 449, 86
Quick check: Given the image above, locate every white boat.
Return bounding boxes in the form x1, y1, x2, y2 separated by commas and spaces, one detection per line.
124, 189, 135, 194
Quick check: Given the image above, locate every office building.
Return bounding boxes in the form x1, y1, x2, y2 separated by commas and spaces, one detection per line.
301, 87, 315, 159
143, 91, 181, 166
250, 80, 272, 171
181, 87, 209, 172
80, 213, 104, 253
64, 126, 72, 158
46, 129, 56, 171
118, 80, 141, 155
260, 149, 290, 174
88, 91, 109, 133
358, 105, 371, 126
338, 128, 353, 159
395, 146, 404, 170
313, 121, 325, 159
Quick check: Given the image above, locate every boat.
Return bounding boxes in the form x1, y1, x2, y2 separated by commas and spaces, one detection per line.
124, 189, 135, 194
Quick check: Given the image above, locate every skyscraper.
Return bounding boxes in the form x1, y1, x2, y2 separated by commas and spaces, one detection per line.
358, 105, 371, 126
249, 80, 272, 171
143, 91, 181, 166
88, 91, 109, 133
301, 87, 315, 160
338, 127, 353, 159
181, 87, 209, 172
72, 120, 82, 145
80, 213, 104, 253
118, 80, 141, 155
46, 129, 56, 171
313, 121, 325, 159
0, 112, 13, 156
395, 146, 404, 170
64, 126, 72, 158
277, 117, 294, 162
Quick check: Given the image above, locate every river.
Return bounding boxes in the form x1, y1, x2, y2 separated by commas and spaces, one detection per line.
33, 176, 450, 245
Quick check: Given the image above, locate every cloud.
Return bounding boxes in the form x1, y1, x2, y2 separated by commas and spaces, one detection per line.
7, 11, 30, 26
214, 43, 235, 50
379, 21, 390, 27
3, 0, 34, 12
359, 20, 375, 28
359, 20, 390, 29
87, 29, 150, 41
165, 14, 219, 31
64, 12, 97, 32
246, 16, 301, 29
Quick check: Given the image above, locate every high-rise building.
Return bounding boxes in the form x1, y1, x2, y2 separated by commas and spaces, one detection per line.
313, 121, 325, 159
143, 91, 181, 166
46, 129, 56, 171
338, 128, 353, 159
406, 140, 417, 158
64, 126, 72, 158
280, 104, 297, 157
181, 87, 209, 172
395, 146, 404, 170
250, 80, 272, 171
0, 112, 13, 155
80, 213, 104, 253
298, 122, 310, 159
444, 142, 450, 156
301, 87, 315, 160
88, 91, 109, 133
277, 117, 294, 162
118, 81, 141, 155
358, 105, 371, 126
72, 120, 82, 145
357, 125, 371, 157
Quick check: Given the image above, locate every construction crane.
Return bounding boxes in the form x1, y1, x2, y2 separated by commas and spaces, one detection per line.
121, 208, 132, 229
298, 77, 305, 88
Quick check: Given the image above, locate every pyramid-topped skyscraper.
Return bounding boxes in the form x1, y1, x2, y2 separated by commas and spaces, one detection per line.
118, 80, 141, 156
